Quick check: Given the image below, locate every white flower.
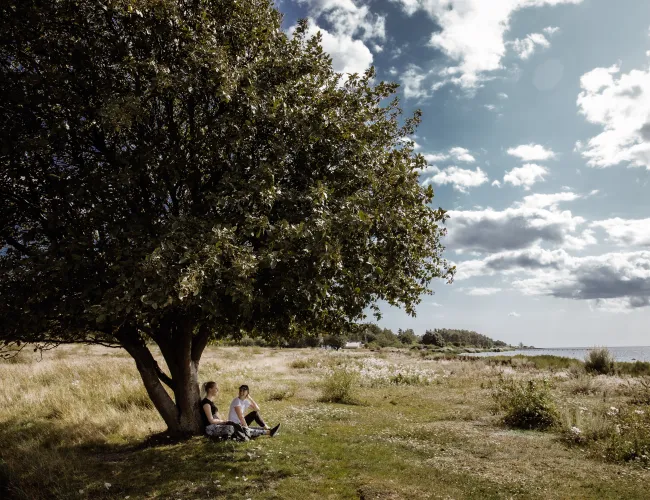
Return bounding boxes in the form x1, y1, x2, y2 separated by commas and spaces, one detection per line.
635, 409, 645, 415
104, 482, 112, 489
607, 407, 619, 416
570, 426, 581, 435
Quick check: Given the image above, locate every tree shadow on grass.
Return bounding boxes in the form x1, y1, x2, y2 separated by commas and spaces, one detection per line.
0, 418, 294, 499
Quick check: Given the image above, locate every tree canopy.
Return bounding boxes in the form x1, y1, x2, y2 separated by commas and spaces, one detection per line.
0, 0, 454, 434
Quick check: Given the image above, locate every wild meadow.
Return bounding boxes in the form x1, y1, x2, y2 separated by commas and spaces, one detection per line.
1, 345, 650, 499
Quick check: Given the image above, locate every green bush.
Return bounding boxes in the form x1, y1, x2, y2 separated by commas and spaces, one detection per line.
290, 358, 314, 369
239, 336, 256, 347
624, 378, 650, 406
492, 377, 560, 430
477, 354, 581, 371
566, 375, 601, 395
319, 368, 358, 404
585, 348, 615, 375
323, 334, 346, 350
421, 330, 445, 347
267, 386, 295, 401
617, 361, 650, 377
601, 406, 650, 464
564, 404, 650, 466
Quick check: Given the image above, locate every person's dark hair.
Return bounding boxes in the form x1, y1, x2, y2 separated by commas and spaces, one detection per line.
203, 381, 217, 396
239, 384, 249, 393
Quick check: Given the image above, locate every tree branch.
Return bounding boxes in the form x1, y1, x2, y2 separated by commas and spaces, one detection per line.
154, 360, 174, 390
191, 323, 211, 363
1, 233, 34, 256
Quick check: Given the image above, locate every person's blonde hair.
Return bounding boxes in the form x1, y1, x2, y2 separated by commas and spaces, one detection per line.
202, 381, 217, 396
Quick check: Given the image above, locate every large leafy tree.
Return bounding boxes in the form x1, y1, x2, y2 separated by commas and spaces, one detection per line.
0, 0, 454, 435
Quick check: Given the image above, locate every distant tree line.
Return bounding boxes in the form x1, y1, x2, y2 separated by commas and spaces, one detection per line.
228, 324, 510, 350
428, 328, 509, 348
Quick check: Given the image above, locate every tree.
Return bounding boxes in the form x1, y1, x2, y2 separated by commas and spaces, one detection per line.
422, 330, 445, 348
374, 328, 401, 348
323, 334, 346, 350
0, 0, 454, 435
397, 328, 417, 345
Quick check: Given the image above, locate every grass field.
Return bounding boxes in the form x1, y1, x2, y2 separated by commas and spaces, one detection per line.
1, 345, 649, 499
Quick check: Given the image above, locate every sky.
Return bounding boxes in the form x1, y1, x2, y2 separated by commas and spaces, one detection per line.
277, 0, 650, 347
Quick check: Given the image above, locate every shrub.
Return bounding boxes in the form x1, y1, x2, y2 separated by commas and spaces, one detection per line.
624, 377, 650, 406
323, 334, 346, 350
373, 331, 401, 348
397, 329, 418, 345
267, 386, 295, 401
585, 348, 615, 375
389, 372, 430, 385
422, 330, 445, 347
492, 377, 561, 430
617, 361, 650, 377
319, 368, 358, 404
290, 358, 314, 369
239, 336, 256, 347
564, 404, 650, 465
566, 375, 601, 395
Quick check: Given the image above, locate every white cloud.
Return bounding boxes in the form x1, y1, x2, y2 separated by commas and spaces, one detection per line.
484, 104, 498, 111
399, 136, 421, 149
389, 0, 583, 89
422, 166, 488, 193
516, 191, 582, 209
509, 33, 550, 60
508, 311, 521, 317
512, 251, 650, 311
492, 180, 502, 187
297, 0, 385, 41
447, 202, 593, 255
455, 246, 650, 311
454, 247, 573, 280
421, 147, 475, 163
388, 67, 398, 76
577, 62, 650, 169
498, 92, 509, 99
294, 22, 373, 75
507, 144, 557, 161
465, 287, 503, 296
415, 164, 441, 175
543, 26, 561, 36
503, 163, 549, 190
449, 147, 476, 162
401, 64, 431, 100
591, 218, 650, 247
423, 152, 449, 163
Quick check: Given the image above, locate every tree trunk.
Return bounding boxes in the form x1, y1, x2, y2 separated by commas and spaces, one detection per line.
118, 332, 182, 433
118, 321, 211, 436
152, 320, 209, 436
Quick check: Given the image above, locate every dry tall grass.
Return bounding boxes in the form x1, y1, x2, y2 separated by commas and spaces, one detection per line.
1, 345, 649, 499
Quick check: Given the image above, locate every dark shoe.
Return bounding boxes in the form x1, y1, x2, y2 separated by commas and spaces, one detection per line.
270, 423, 281, 437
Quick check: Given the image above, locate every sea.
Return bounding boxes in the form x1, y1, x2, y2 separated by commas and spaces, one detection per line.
465, 346, 650, 363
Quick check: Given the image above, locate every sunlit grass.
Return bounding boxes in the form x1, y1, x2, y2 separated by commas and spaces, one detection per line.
1, 346, 649, 499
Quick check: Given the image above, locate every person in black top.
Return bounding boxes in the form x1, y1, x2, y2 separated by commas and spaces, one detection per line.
201, 382, 230, 432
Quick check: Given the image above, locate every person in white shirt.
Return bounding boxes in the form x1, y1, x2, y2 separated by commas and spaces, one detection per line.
228, 384, 281, 438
